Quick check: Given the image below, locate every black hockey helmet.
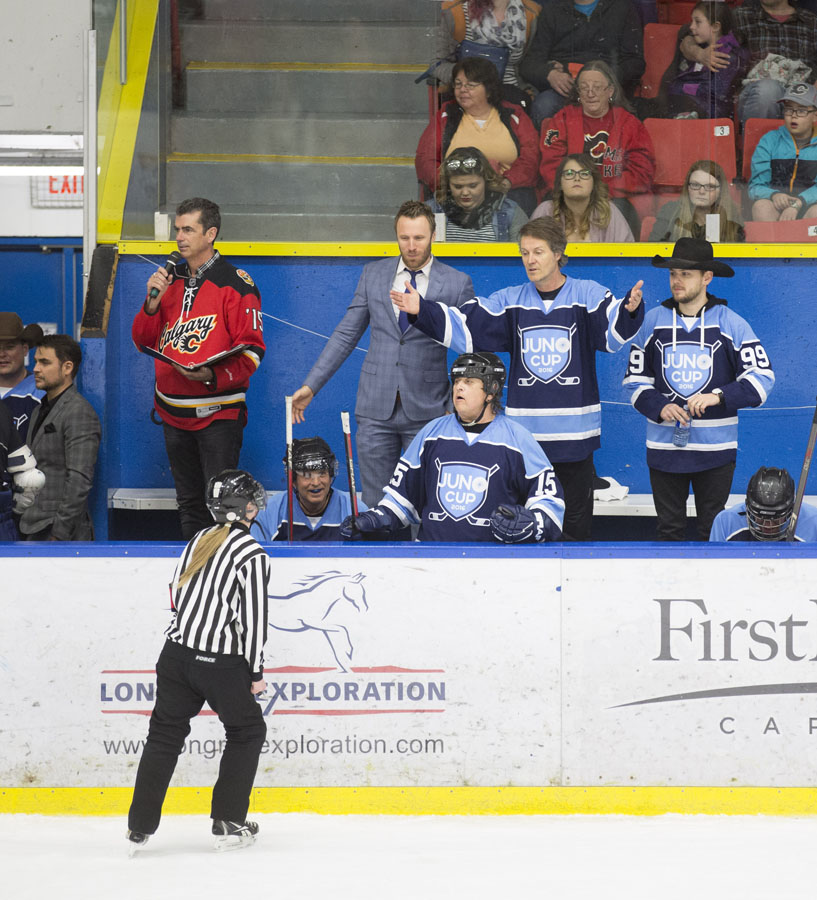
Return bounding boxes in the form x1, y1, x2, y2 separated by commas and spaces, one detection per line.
284, 436, 338, 479
745, 466, 795, 541
206, 469, 267, 523
449, 352, 506, 399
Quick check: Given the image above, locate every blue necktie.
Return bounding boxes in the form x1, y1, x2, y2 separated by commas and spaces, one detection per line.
399, 269, 419, 334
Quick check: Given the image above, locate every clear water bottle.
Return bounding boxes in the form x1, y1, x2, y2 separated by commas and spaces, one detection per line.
672, 408, 691, 448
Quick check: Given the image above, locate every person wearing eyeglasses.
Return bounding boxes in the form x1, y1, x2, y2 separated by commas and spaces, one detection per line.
430, 146, 529, 242
415, 56, 540, 214
531, 152, 633, 242
519, 0, 645, 128
539, 60, 655, 237
749, 82, 817, 222
649, 160, 744, 242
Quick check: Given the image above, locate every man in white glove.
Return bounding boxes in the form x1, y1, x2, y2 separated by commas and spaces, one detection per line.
1, 401, 44, 540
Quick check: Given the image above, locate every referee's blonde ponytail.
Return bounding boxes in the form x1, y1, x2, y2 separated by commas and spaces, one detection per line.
175, 525, 231, 588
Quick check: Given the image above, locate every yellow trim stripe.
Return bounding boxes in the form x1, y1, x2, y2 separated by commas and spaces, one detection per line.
186, 61, 426, 73
3, 786, 817, 817
114, 240, 817, 259
167, 152, 413, 166
97, 1, 160, 242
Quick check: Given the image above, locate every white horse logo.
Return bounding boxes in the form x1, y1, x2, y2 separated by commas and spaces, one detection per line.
268, 571, 369, 672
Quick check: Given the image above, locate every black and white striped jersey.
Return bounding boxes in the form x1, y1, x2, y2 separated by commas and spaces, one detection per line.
165, 523, 270, 679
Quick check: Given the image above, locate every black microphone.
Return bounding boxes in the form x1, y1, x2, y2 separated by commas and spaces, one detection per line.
149, 251, 182, 299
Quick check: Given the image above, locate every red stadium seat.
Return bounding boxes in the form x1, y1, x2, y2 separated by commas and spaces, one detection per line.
640, 216, 657, 241
658, 1, 695, 25
667, 2, 696, 25
741, 118, 781, 182
643, 117, 737, 191
639, 24, 680, 99
744, 218, 817, 242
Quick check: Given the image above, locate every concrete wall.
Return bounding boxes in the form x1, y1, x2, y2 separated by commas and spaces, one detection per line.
1, 1, 91, 133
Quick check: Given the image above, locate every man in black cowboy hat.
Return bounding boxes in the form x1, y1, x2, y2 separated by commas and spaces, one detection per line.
623, 238, 775, 541
0, 312, 44, 437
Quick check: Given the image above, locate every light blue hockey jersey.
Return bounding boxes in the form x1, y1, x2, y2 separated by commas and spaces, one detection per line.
380, 413, 565, 542
0, 372, 43, 437
411, 276, 642, 462
709, 501, 817, 542
623, 297, 774, 473
252, 489, 366, 542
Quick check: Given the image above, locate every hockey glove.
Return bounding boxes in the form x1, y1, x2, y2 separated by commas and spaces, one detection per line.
11, 463, 45, 514
490, 504, 545, 543
339, 506, 401, 540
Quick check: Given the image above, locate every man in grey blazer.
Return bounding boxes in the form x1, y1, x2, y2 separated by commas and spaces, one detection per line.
291, 201, 474, 509
19, 334, 101, 541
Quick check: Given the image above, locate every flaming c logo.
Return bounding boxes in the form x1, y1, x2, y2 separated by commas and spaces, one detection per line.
583, 128, 610, 163
159, 315, 217, 355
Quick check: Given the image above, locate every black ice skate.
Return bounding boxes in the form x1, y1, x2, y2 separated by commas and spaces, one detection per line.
211, 819, 259, 852
126, 830, 149, 857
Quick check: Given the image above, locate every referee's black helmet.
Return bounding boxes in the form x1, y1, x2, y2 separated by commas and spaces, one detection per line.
206, 469, 267, 523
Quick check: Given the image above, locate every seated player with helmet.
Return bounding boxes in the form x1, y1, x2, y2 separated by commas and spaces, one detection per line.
340, 352, 564, 543
709, 466, 817, 542
252, 436, 367, 542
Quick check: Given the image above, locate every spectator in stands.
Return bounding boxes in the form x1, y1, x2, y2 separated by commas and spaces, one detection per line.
638, 2, 748, 119
682, 0, 817, 125
19, 334, 101, 541
251, 437, 367, 542
531, 152, 634, 241
416, 57, 540, 214
431, 0, 542, 105
650, 159, 745, 241
710, 465, 817, 541
519, 0, 645, 128
749, 82, 817, 220
0, 312, 44, 437
431, 146, 529, 241
539, 61, 655, 236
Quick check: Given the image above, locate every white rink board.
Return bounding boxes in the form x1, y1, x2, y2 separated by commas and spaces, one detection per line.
0, 555, 561, 788
562, 557, 817, 786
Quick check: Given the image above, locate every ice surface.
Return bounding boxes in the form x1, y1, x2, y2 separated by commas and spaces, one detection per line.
2, 812, 814, 900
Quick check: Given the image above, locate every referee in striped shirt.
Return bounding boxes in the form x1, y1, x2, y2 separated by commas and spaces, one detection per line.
127, 469, 270, 854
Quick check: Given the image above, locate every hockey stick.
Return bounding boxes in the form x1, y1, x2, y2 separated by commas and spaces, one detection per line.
285, 395, 294, 542
787, 397, 817, 541
340, 410, 359, 517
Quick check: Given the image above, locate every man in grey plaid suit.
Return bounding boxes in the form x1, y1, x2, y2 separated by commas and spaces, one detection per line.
291, 201, 474, 508
19, 334, 100, 541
